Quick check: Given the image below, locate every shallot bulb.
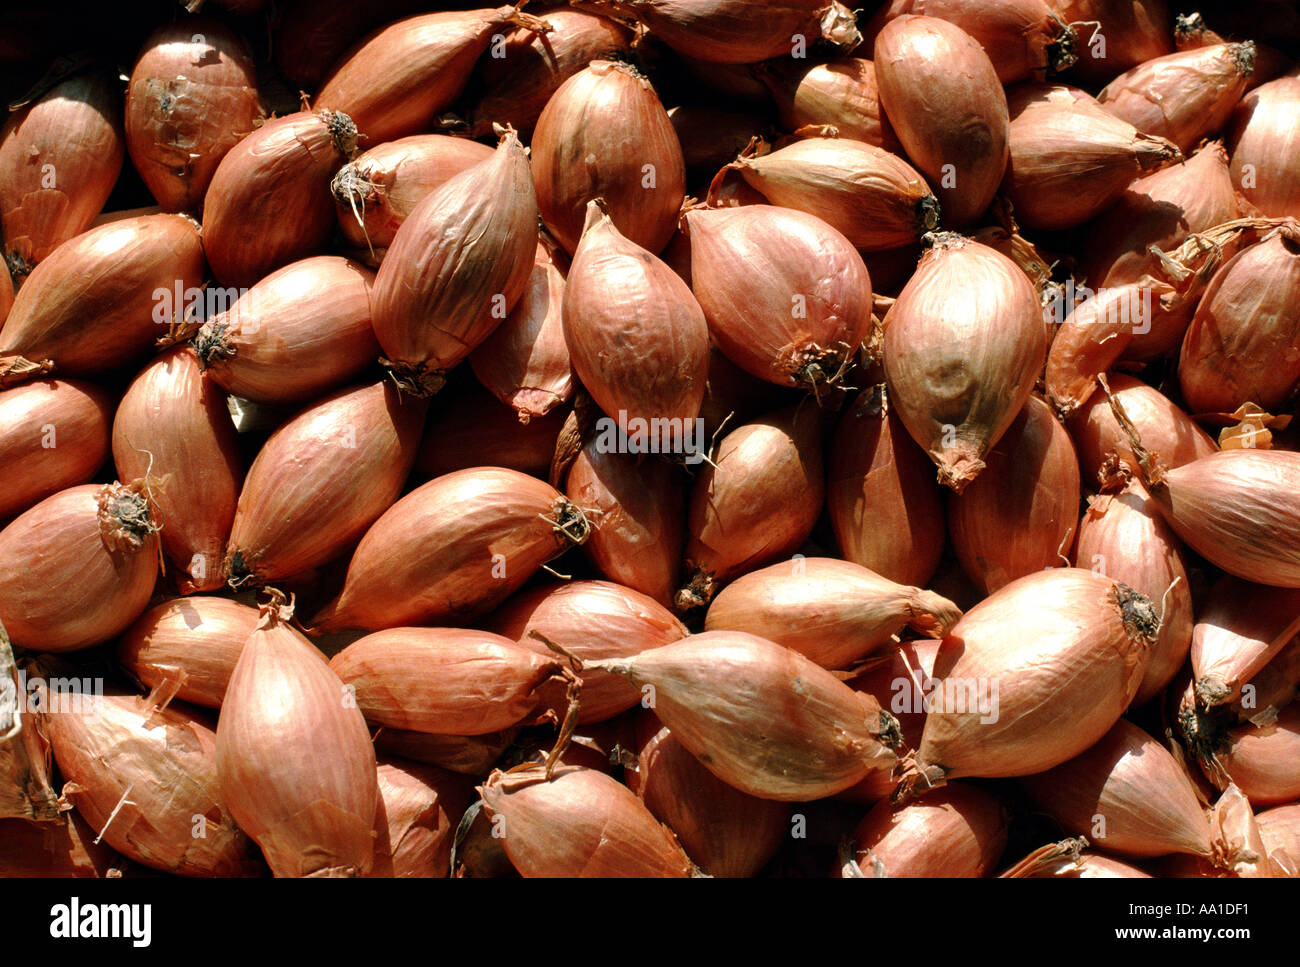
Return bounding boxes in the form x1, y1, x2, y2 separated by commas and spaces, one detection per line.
1189, 578, 1300, 707
845, 783, 1009, 877
370, 758, 470, 878
1042, 0, 1172, 83
1204, 703, 1300, 807
1229, 74, 1300, 219
275, 0, 424, 88
417, 385, 566, 479
755, 57, 899, 148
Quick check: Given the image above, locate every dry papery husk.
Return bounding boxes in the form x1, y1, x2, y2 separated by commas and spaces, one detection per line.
375, 726, 520, 777
752, 57, 900, 150
114, 346, 243, 594
587, 631, 901, 801
1197, 702, 1300, 807
1179, 220, 1300, 414
843, 783, 1009, 878
684, 205, 872, 391
196, 255, 380, 406
0, 70, 123, 271
1, 633, 60, 822
470, 242, 572, 423
676, 403, 824, 614
117, 596, 260, 709
1082, 141, 1240, 288
827, 384, 945, 588
1002, 84, 1181, 231
596, 0, 860, 63
999, 839, 1153, 877
1256, 803, 1300, 875
627, 712, 789, 878
882, 233, 1046, 493
948, 394, 1080, 594
532, 60, 684, 257
1043, 0, 1172, 83
0, 213, 204, 386
369, 757, 471, 878
490, 580, 687, 725
315, 6, 549, 144
224, 381, 427, 589
880, 0, 1079, 82
1074, 474, 1193, 707
1209, 783, 1285, 877
0, 812, 122, 877
1022, 718, 1217, 860
0, 379, 112, 520
310, 467, 591, 633
1097, 42, 1256, 154
124, 19, 263, 212
1190, 577, 1300, 708
466, 8, 634, 137
331, 135, 494, 263
42, 681, 263, 877
703, 556, 961, 671
893, 568, 1159, 801
731, 137, 939, 251
201, 110, 357, 289
1066, 372, 1217, 482
216, 591, 378, 877
478, 764, 693, 877
564, 439, 685, 608
0, 482, 159, 652
1229, 73, 1300, 220
329, 627, 569, 735
873, 15, 1009, 226
371, 129, 537, 397
562, 199, 709, 432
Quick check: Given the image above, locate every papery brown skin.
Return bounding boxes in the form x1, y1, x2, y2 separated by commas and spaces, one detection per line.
874, 16, 1009, 225
602, 0, 844, 64
0, 72, 124, 269
1256, 803, 1300, 872
847, 783, 1008, 877
898, 568, 1158, 795
275, 0, 425, 88
1083, 142, 1239, 288
0, 484, 159, 652
677, 404, 824, 612
0, 813, 121, 877
1075, 479, 1193, 706
627, 713, 789, 878
225, 381, 427, 587
315, 8, 527, 145
311, 468, 588, 633
0, 214, 205, 384
113, 347, 243, 594
532, 61, 685, 256
1208, 702, 1300, 807
592, 632, 899, 801
883, 235, 1046, 492
1043, 0, 1172, 83
45, 690, 263, 877
1, 642, 59, 822
201, 110, 357, 289
1022, 719, 1214, 858
828, 386, 946, 587
669, 104, 769, 178
125, 19, 263, 212
329, 628, 560, 735
0, 379, 112, 519
332, 135, 495, 262
564, 200, 709, 431
1145, 449, 1300, 589
468, 8, 635, 137
1098, 43, 1256, 154
375, 727, 520, 777
1066, 373, 1217, 483
470, 249, 572, 422
564, 441, 685, 607
416, 386, 565, 479
1178, 226, 1300, 414
704, 556, 962, 670
490, 580, 688, 724
195, 256, 380, 405
369, 758, 470, 878
1229, 74, 1300, 220
1005, 851, 1154, 877
1190, 577, 1300, 706
754, 57, 901, 150
685, 205, 873, 388
117, 596, 260, 709
949, 395, 1080, 594
0, 260, 11, 325
1002, 84, 1181, 231
371, 130, 538, 394
735, 138, 940, 251
1210, 783, 1277, 877
216, 600, 379, 877
479, 765, 692, 877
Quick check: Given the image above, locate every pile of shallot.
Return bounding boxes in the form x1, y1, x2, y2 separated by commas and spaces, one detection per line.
2, 0, 1300, 880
